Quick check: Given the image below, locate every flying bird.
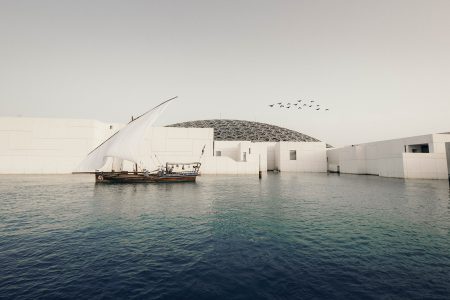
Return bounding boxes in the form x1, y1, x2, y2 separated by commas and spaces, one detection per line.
316, 108, 320, 110
269, 104, 274, 107
297, 100, 302, 102
325, 109, 329, 111
294, 103, 298, 106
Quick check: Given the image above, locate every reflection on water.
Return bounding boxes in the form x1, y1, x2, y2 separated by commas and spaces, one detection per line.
0, 173, 449, 299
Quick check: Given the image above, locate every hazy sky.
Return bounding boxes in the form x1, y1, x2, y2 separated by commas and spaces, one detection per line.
1, 0, 449, 146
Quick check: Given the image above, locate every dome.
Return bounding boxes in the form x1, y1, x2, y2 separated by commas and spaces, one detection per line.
166, 119, 321, 142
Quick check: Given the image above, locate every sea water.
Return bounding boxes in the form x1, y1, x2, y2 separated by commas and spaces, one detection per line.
0, 173, 449, 299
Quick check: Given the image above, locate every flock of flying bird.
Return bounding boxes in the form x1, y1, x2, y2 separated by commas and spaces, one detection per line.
268, 99, 330, 111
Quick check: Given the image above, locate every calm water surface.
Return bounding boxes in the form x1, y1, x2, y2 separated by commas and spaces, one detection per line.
1, 173, 449, 299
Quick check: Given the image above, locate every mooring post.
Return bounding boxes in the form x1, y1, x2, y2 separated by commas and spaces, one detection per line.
258, 154, 262, 179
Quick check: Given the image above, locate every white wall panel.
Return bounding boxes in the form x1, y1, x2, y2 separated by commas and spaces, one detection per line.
277, 142, 327, 173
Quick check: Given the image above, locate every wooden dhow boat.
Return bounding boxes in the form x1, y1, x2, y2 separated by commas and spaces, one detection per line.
95, 162, 201, 183
74, 97, 202, 183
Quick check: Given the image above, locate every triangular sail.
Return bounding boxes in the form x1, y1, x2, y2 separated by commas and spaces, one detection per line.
75, 97, 177, 172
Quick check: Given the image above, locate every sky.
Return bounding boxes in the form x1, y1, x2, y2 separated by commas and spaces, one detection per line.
1, 0, 449, 147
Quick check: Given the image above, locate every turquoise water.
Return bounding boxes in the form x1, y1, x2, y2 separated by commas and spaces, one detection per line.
0, 173, 449, 299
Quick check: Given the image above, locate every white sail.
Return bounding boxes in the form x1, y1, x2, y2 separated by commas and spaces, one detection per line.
75, 97, 176, 172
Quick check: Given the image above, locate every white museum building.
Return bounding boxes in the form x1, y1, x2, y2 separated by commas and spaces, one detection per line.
0, 117, 326, 175
0, 116, 449, 179
327, 133, 450, 180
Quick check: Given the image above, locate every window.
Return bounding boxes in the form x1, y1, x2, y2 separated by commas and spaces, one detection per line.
249, 148, 251, 154
407, 144, 429, 153
290, 150, 297, 160
216, 151, 222, 156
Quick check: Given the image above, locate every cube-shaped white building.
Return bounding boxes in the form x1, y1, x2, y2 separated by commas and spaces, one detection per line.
327, 133, 450, 179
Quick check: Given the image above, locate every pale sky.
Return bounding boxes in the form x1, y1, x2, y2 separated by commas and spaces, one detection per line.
1, 0, 449, 147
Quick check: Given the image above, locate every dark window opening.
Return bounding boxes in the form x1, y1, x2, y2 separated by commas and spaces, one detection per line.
290, 150, 297, 160
407, 144, 430, 153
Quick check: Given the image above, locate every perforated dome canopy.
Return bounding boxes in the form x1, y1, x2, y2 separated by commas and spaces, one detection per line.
166, 119, 321, 143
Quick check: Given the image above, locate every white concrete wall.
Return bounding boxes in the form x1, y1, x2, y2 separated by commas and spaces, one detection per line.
432, 133, 450, 155
255, 142, 277, 170
142, 126, 214, 172
333, 145, 368, 175
200, 156, 259, 174
0, 117, 214, 174
205, 141, 328, 174
212, 140, 268, 174
0, 117, 120, 174
429, 133, 450, 178
446, 142, 450, 176
275, 142, 327, 172
403, 153, 448, 179
0, 117, 284, 175
326, 147, 340, 172
0, 117, 269, 175
213, 141, 241, 161
238, 141, 251, 162
327, 133, 450, 179
251, 142, 274, 172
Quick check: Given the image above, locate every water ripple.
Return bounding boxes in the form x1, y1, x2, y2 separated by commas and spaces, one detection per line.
0, 173, 449, 299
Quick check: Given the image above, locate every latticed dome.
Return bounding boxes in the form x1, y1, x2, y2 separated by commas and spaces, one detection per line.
166, 119, 321, 142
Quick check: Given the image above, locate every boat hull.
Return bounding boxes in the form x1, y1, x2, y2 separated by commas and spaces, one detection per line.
95, 172, 198, 183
